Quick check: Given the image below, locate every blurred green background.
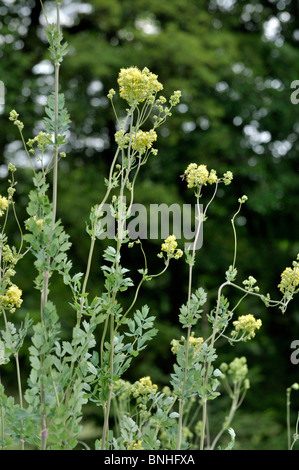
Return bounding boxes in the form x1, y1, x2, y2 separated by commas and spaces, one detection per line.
1, 0, 299, 450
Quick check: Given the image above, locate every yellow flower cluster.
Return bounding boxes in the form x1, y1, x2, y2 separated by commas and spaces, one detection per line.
208, 169, 218, 184
171, 334, 204, 355
189, 334, 204, 354
132, 129, 157, 154
9, 110, 19, 121
114, 129, 129, 148
160, 235, 183, 260
27, 132, 52, 153
278, 267, 299, 293
238, 195, 248, 204
183, 164, 233, 189
184, 164, 211, 188
184, 164, 223, 188
169, 90, 182, 107
223, 170, 233, 185
107, 88, 116, 100
232, 314, 262, 339
118, 66, 163, 105
0, 284, 23, 313
114, 128, 157, 155
132, 376, 158, 398
170, 338, 180, 354
0, 195, 8, 217
127, 440, 143, 450
2, 245, 17, 265
9, 109, 24, 131
8, 163, 16, 173
243, 275, 260, 293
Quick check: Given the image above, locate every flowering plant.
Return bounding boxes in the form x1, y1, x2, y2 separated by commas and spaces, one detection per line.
0, 2, 298, 452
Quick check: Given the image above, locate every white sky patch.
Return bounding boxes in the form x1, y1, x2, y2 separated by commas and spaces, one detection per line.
233, 116, 243, 126
4, 137, 53, 171
0, 164, 8, 179
270, 140, 292, 158
177, 103, 188, 114
182, 121, 196, 133
236, 216, 247, 226
40, 1, 93, 27
242, 121, 293, 158
5, 141, 31, 168
232, 63, 245, 74
2, 0, 16, 6
90, 97, 109, 108
243, 124, 272, 145
278, 12, 291, 23
215, 81, 229, 93
135, 18, 160, 35
34, 95, 48, 106
242, 122, 271, 155
84, 137, 105, 151
264, 78, 284, 91
72, 135, 108, 152
210, 0, 237, 12
232, 62, 252, 78
32, 60, 54, 75
263, 17, 281, 41
197, 117, 210, 130
87, 80, 103, 95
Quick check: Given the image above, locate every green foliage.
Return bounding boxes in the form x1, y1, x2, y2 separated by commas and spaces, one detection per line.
24, 173, 71, 290
179, 287, 207, 328
1, 0, 299, 452
43, 93, 70, 140
0, 314, 32, 363
45, 23, 68, 64
208, 295, 232, 332
0, 383, 39, 449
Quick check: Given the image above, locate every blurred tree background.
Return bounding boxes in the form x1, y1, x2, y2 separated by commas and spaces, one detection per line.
0, 0, 299, 449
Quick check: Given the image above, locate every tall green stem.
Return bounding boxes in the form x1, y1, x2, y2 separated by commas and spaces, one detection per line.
101, 312, 115, 450
176, 193, 201, 450
290, 413, 299, 450
77, 148, 120, 326
15, 352, 25, 450
101, 170, 127, 450
287, 386, 292, 450
210, 382, 240, 450
52, 2, 61, 224
39, 2, 61, 450
101, 120, 139, 448
0, 375, 5, 450
40, 270, 49, 450
231, 202, 242, 271
176, 322, 192, 450
64, 145, 122, 406
77, 107, 134, 330
200, 280, 230, 450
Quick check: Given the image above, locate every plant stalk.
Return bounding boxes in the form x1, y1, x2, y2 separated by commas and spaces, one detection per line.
176, 194, 201, 450
15, 352, 25, 450
200, 280, 230, 450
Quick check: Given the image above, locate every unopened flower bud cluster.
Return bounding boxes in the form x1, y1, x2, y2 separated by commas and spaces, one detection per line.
220, 357, 250, 388
232, 314, 262, 340
183, 164, 233, 189
158, 235, 183, 260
